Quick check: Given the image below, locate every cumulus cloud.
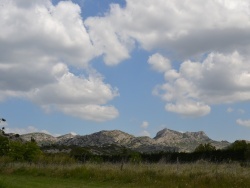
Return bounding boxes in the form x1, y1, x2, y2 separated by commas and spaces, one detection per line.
165, 102, 210, 117
0, 0, 96, 67
28, 64, 119, 121
148, 53, 171, 73
152, 52, 250, 117
85, 16, 133, 65
236, 119, 250, 127
83, 0, 250, 118
85, 0, 250, 61
2, 0, 250, 120
0, 0, 119, 121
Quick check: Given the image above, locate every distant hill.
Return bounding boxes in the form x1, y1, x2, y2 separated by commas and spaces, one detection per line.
19, 128, 230, 153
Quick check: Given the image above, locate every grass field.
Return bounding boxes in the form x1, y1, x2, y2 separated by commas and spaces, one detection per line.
1, 162, 250, 188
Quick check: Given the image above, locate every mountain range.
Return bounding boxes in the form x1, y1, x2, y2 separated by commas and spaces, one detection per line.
19, 128, 230, 153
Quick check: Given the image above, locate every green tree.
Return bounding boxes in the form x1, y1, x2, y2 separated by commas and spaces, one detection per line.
9, 141, 25, 161
227, 140, 248, 151
23, 141, 42, 162
8, 141, 42, 162
0, 135, 9, 156
228, 141, 250, 161
194, 143, 216, 152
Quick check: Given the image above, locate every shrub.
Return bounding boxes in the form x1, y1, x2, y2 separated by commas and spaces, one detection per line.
0, 136, 9, 156
8, 141, 42, 162
194, 143, 216, 152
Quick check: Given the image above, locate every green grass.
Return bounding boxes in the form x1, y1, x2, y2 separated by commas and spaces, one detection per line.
0, 175, 123, 188
1, 162, 250, 187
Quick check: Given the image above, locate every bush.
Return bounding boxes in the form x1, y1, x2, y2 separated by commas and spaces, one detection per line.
23, 142, 42, 162
8, 140, 42, 162
8, 141, 25, 161
0, 136, 9, 156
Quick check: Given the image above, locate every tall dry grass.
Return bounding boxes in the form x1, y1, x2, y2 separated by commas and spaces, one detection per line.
1, 160, 250, 187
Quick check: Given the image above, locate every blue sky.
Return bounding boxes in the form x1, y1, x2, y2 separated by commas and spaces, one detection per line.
1, 0, 250, 142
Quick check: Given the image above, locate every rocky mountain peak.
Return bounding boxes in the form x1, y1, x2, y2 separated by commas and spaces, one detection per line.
57, 133, 78, 141
154, 129, 209, 141
20, 132, 57, 145
183, 130, 208, 138
97, 130, 134, 141
154, 128, 182, 140
60, 130, 135, 148
152, 128, 228, 152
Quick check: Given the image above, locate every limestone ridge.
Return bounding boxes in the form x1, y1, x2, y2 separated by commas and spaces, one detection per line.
154, 128, 228, 152
19, 128, 230, 153
57, 130, 175, 153
20, 132, 76, 145
154, 128, 210, 143
59, 130, 134, 146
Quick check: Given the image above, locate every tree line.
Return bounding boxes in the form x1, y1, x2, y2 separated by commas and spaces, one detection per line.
69, 141, 250, 164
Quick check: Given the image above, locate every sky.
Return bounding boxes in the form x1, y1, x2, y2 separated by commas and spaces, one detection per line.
1, 0, 250, 142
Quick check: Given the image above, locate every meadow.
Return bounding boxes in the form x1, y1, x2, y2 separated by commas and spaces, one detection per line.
1, 161, 250, 188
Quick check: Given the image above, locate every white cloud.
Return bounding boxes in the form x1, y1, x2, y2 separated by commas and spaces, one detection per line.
0, 0, 96, 67
58, 104, 119, 122
141, 121, 149, 129
85, 0, 250, 61
28, 65, 119, 121
236, 119, 250, 127
2, 0, 250, 121
83, 0, 250, 117
5, 125, 76, 136
139, 130, 151, 137
139, 121, 150, 137
153, 52, 250, 117
165, 102, 210, 117
0, 1, 119, 121
85, 16, 133, 65
4, 125, 56, 135
148, 53, 171, 73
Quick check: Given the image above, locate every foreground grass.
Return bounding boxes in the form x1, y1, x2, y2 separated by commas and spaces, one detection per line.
0, 175, 100, 188
1, 162, 250, 187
